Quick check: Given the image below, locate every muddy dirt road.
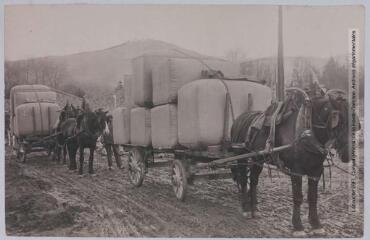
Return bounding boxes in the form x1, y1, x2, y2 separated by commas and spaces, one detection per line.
5, 146, 363, 237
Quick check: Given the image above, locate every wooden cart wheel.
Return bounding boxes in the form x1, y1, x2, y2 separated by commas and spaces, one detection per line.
128, 148, 145, 187
171, 159, 188, 201
17, 149, 26, 163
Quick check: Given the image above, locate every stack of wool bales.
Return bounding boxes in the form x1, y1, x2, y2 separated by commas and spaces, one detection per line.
114, 49, 272, 151
114, 50, 196, 146
150, 57, 242, 149
10, 85, 60, 137
130, 51, 205, 148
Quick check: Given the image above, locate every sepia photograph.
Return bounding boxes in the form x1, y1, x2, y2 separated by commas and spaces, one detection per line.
3, 3, 366, 238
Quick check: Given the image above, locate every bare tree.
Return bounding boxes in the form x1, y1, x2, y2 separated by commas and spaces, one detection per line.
4, 58, 69, 98
320, 57, 347, 91
290, 58, 318, 88
225, 48, 247, 63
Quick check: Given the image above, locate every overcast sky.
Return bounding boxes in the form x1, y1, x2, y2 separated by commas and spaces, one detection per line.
4, 4, 365, 61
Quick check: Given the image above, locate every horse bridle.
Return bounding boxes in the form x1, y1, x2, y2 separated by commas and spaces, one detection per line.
317, 89, 346, 137
80, 112, 106, 139
312, 100, 338, 127
286, 88, 345, 147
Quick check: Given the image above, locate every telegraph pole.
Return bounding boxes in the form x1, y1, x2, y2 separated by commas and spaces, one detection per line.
277, 5, 285, 101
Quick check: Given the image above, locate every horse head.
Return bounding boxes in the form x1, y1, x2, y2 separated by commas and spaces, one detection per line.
95, 109, 110, 136
69, 104, 79, 118
311, 89, 359, 163
78, 109, 107, 140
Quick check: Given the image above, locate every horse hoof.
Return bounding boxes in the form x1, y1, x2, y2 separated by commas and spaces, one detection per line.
251, 211, 260, 218
292, 230, 307, 237
310, 228, 326, 236
241, 211, 252, 218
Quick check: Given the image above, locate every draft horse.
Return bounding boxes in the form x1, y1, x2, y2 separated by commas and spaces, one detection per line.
72, 109, 109, 175
230, 88, 356, 236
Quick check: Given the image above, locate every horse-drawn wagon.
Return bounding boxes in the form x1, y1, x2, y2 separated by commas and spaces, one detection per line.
113, 74, 280, 201
112, 48, 355, 235
9, 84, 60, 162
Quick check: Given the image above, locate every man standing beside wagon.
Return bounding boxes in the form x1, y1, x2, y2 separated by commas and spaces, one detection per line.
102, 114, 123, 170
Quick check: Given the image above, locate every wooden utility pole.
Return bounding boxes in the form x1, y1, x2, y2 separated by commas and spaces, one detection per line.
277, 5, 285, 101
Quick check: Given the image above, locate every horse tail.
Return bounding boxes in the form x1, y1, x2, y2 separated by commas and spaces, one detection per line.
230, 111, 263, 185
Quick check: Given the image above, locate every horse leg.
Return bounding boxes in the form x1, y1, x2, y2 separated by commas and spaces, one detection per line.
308, 177, 326, 235
67, 144, 73, 170
52, 144, 57, 161
237, 160, 250, 217
249, 164, 263, 217
68, 143, 77, 170
79, 147, 84, 175
105, 145, 113, 170
63, 144, 67, 164
113, 145, 123, 168
56, 145, 62, 163
291, 175, 305, 233
47, 143, 52, 157
88, 147, 95, 175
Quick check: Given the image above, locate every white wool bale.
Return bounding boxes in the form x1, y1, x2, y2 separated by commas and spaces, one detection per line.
132, 49, 221, 107
13, 91, 57, 108
10, 84, 53, 106
151, 104, 178, 149
10, 85, 57, 135
123, 75, 136, 109
112, 107, 130, 144
152, 58, 240, 105
14, 102, 59, 137
132, 53, 187, 107
178, 79, 271, 149
130, 107, 151, 146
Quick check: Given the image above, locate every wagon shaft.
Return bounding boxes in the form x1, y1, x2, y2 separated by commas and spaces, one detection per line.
195, 144, 292, 169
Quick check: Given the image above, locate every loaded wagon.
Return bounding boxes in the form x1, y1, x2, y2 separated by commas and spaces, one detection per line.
9, 84, 60, 162
112, 52, 285, 200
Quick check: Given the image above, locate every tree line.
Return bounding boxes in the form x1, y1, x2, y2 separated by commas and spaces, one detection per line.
241, 57, 364, 99
4, 59, 85, 99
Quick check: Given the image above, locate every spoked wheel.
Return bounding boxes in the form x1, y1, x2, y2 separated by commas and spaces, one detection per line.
128, 148, 145, 187
171, 159, 188, 201
17, 149, 26, 163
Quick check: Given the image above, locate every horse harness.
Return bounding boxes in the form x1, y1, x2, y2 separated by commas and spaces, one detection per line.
242, 89, 342, 181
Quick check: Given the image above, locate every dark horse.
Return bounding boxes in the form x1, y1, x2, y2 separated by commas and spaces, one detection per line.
230, 88, 356, 236
70, 109, 109, 175
54, 103, 80, 164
